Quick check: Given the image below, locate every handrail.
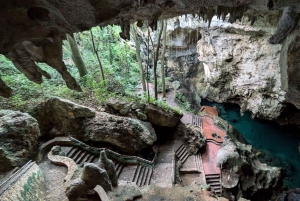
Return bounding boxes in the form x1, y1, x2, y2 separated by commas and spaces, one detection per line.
69, 137, 158, 167
0, 161, 34, 195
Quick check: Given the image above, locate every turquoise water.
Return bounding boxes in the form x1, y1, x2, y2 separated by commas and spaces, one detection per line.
203, 101, 300, 189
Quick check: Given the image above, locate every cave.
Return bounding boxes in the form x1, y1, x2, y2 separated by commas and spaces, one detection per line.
1, 1, 300, 201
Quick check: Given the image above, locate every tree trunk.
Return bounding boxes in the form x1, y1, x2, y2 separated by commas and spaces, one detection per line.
131, 24, 146, 92
107, 26, 113, 65
67, 33, 88, 77
151, 21, 164, 100
161, 20, 167, 98
90, 29, 105, 81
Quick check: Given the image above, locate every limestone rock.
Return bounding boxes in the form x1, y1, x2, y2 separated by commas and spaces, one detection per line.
276, 189, 300, 201
106, 98, 182, 127
197, 15, 285, 120
172, 80, 181, 90
31, 97, 157, 154
65, 178, 88, 199
145, 104, 182, 127
217, 122, 282, 201
83, 112, 157, 154
175, 123, 206, 155
166, 14, 291, 121
108, 180, 142, 201
29, 96, 95, 137
81, 163, 112, 191
0, 110, 40, 171
0, 1, 300, 97
97, 151, 118, 187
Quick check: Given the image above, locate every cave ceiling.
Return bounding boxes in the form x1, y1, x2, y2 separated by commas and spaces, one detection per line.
0, 0, 300, 98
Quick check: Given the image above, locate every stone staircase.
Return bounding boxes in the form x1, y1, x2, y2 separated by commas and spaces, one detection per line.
205, 174, 222, 196
65, 146, 98, 166
175, 143, 190, 163
114, 161, 124, 178
195, 154, 203, 171
62, 146, 153, 187
192, 115, 202, 128
132, 164, 153, 187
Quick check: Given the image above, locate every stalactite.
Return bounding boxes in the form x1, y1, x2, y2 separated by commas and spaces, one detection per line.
250, 15, 257, 26
137, 20, 143, 27
206, 7, 215, 28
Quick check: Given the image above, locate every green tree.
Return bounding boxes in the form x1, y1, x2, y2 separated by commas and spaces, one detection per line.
131, 23, 146, 92
90, 29, 105, 81
66, 33, 88, 77
160, 20, 167, 98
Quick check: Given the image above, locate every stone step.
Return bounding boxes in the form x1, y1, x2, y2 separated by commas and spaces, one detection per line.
175, 144, 185, 156
206, 174, 220, 179
206, 178, 220, 182
79, 153, 92, 166
137, 166, 146, 187
73, 149, 84, 162
141, 167, 150, 186
205, 174, 222, 196
132, 165, 142, 183
175, 144, 190, 163
195, 154, 203, 171
66, 147, 78, 158
114, 162, 124, 178
145, 168, 153, 185
75, 150, 88, 164
192, 115, 202, 127
208, 182, 221, 186
181, 151, 189, 163
131, 165, 152, 187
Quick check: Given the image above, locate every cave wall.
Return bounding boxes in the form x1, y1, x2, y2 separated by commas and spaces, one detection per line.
165, 12, 299, 120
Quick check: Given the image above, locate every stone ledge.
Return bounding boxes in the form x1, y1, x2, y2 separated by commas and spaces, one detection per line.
37, 137, 72, 162
47, 147, 78, 187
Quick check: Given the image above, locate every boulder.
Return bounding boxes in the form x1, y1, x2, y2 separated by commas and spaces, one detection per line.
145, 104, 182, 127
81, 163, 112, 191
105, 98, 183, 127
0, 110, 40, 171
83, 112, 157, 154
175, 123, 206, 155
65, 178, 88, 199
29, 96, 95, 137
96, 151, 118, 187
30, 97, 157, 154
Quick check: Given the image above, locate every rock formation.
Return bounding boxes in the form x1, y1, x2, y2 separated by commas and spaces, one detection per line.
175, 123, 206, 154
215, 117, 283, 201
1, 0, 300, 97
96, 151, 118, 187
165, 13, 295, 120
30, 97, 157, 154
65, 151, 118, 200
0, 110, 40, 171
105, 97, 183, 127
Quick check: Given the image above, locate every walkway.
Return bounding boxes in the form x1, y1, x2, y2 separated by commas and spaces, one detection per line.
164, 90, 225, 195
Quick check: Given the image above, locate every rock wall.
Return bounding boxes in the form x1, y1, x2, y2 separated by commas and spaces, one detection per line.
166, 12, 296, 120
30, 97, 159, 154
214, 116, 283, 201
0, 110, 40, 171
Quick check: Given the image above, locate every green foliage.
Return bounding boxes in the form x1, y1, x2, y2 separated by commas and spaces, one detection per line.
175, 92, 195, 114
0, 24, 178, 116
